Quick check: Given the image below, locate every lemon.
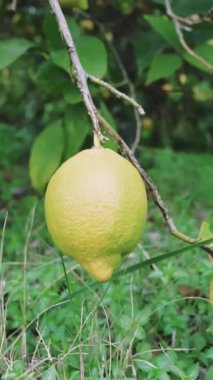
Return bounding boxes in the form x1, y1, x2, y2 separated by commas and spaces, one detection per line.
45, 147, 147, 282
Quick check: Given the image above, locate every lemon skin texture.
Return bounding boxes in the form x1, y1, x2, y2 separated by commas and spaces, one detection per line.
45, 147, 147, 282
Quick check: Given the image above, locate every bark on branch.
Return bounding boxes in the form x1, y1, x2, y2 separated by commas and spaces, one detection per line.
49, 0, 104, 144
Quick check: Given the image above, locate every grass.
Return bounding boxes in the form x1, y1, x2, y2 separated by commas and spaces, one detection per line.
0, 148, 213, 379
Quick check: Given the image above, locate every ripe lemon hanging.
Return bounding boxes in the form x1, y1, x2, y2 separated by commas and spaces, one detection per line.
45, 147, 147, 282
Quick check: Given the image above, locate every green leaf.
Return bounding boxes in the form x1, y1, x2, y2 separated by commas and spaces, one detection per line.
51, 49, 70, 73
33, 60, 70, 95
76, 36, 107, 78
64, 104, 90, 159
146, 54, 182, 85
206, 348, 213, 359
44, 14, 107, 78
43, 14, 81, 51
144, 15, 181, 51
42, 364, 57, 380
198, 221, 213, 240
183, 44, 213, 74
76, 0, 88, 9
159, 372, 170, 380
0, 38, 33, 70
134, 31, 166, 73
59, 0, 88, 9
186, 363, 199, 380
64, 83, 83, 104
114, 0, 135, 15
51, 36, 108, 78
29, 121, 64, 192
205, 366, 213, 380
144, 15, 213, 75
174, 0, 213, 16
100, 102, 118, 151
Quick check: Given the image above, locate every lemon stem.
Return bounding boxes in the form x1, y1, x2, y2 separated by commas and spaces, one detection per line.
93, 131, 101, 148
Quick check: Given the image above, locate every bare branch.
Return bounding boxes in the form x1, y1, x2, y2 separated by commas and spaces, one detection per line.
167, 9, 213, 26
88, 74, 145, 116
164, 0, 213, 71
48, 0, 104, 144
102, 43, 143, 153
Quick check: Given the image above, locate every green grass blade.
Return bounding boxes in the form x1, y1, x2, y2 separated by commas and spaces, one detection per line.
59, 252, 72, 298
114, 237, 213, 278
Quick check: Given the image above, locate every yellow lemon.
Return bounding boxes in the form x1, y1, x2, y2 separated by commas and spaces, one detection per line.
45, 147, 147, 282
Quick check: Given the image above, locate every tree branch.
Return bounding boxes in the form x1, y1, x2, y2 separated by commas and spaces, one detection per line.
49, 0, 104, 144
164, 0, 213, 72
48, 0, 212, 256
88, 74, 145, 116
102, 38, 143, 153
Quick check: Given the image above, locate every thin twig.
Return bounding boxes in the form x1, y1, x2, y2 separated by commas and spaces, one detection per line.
167, 9, 213, 26
164, 0, 213, 71
100, 36, 143, 152
88, 74, 145, 116
106, 38, 144, 153
49, 0, 104, 144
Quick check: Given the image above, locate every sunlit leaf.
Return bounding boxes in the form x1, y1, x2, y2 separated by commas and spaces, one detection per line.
76, 36, 107, 78
198, 221, 213, 240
